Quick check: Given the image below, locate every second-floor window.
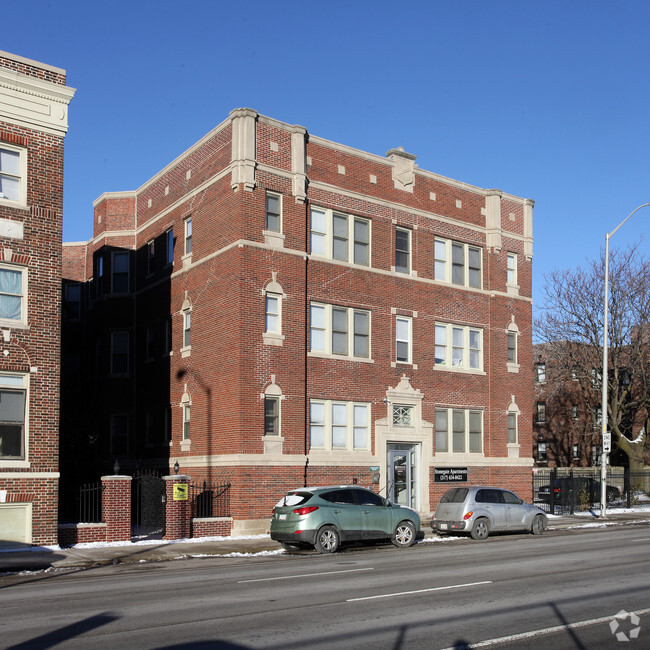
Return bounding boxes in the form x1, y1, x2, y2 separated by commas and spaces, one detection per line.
395, 228, 411, 273
110, 331, 129, 376
436, 408, 483, 453
310, 303, 370, 359
435, 323, 482, 371
0, 266, 26, 324
309, 400, 369, 450
184, 217, 192, 255
264, 396, 280, 435
310, 207, 370, 266
508, 412, 518, 443
396, 316, 412, 363
265, 294, 280, 334
507, 332, 517, 364
435, 238, 482, 288
63, 283, 81, 320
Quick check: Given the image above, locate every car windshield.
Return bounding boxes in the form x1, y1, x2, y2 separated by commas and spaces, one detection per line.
274, 491, 312, 508
440, 488, 469, 503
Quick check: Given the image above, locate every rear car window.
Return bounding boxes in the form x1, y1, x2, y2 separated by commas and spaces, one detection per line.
440, 488, 469, 504
275, 491, 313, 508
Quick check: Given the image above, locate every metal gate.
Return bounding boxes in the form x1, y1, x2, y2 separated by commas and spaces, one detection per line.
132, 470, 166, 538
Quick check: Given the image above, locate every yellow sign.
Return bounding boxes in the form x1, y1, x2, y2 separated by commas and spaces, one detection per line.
173, 483, 189, 501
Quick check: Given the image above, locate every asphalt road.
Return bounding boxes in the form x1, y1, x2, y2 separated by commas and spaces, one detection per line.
1, 526, 649, 649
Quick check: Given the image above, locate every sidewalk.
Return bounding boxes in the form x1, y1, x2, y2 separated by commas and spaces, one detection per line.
2, 509, 649, 573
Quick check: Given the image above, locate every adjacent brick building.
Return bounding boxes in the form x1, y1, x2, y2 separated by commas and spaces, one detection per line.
0, 51, 75, 546
62, 108, 535, 535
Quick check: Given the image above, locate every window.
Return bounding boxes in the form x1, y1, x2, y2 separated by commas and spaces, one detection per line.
264, 396, 280, 436
147, 241, 155, 275
392, 404, 413, 427
0, 374, 27, 460
594, 407, 602, 426
310, 303, 370, 359
507, 253, 517, 285
572, 405, 579, 419
435, 408, 483, 453
435, 238, 482, 288
63, 283, 81, 320
508, 412, 518, 443
265, 294, 280, 334
166, 228, 174, 265
265, 192, 281, 232
536, 402, 546, 423
145, 325, 156, 361
434, 323, 482, 371
310, 207, 370, 266
184, 217, 192, 255
536, 363, 546, 382
111, 251, 130, 294
183, 311, 191, 349
396, 316, 412, 364
507, 332, 517, 364
182, 403, 191, 440
96, 255, 104, 296
309, 400, 369, 450
537, 442, 547, 462
573, 444, 579, 460
0, 145, 25, 205
0, 266, 26, 324
110, 413, 129, 456
110, 331, 129, 375
591, 368, 602, 388
395, 228, 411, 273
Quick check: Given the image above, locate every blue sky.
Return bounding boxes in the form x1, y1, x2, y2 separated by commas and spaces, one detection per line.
4, 0, 650, 310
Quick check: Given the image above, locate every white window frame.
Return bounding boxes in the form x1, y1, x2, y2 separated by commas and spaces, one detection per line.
265, 192, 282, 233
110, 331, 130, 376
180, 390, 192, 442
265, 293, 281, 335
507, 252, 518, 286
396, 316, 412, 364
507, 331, 517, 364
395, 227, 411, 274
0, 373, 29, 464
507, 411, 518, 444
434, 322, 483, 372
435, 408, 483, 454
310, 207, 370, 266
310, 302, 371, 360
111, 251, 130, 294
0, 264, 27, 327
264, 395, 280, 436
434, 238, 482, 289
309, 400, 370, 451
0, 143, 27, 208
184, 217, 192, 256
182, 310, 191, 351
536, 363, 546, 382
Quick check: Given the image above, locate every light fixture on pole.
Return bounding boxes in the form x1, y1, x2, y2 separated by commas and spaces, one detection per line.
600, 202, 650, 517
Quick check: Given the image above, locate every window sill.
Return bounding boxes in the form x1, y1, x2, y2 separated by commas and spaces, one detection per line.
0, 198, 29, 212
0, 460, 30, 468
0, 320, 29, 331
263, 332, 285, 347
308, 352, 374, 364
434, 365, 485, 376
263, 230, 285, 249
392, 361, 417, 369
181, 346, 191, 358
506, 283, 520, 296
507, 362, 520, 373
180, 439, 191, 452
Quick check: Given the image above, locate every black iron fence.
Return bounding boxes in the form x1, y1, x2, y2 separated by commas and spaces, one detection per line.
59, 482, 104, 524
533, 467, 650, 515
190, 481, 231, 518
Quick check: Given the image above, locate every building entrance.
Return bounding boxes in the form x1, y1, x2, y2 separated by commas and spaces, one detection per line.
387, 445, 417, 509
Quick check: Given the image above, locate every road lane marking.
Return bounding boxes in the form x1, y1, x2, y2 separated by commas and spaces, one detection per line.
347, 580, 492, 602
238, 567, 375, 583
440, 607, 650, 649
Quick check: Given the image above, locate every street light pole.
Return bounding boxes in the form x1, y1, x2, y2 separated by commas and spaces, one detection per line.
600, 202, 650, 517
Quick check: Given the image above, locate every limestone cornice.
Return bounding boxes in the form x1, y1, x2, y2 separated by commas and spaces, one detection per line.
0, 68, 75, 136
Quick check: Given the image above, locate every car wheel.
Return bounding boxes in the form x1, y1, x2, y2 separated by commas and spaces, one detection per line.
392, 521, 416, 548
531, 514, 546, 535
314, 525, 340, 553
470, 518, 489, 541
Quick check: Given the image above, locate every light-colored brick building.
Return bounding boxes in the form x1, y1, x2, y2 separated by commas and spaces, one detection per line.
62, 108, 534, 535
0, 51, 75, 546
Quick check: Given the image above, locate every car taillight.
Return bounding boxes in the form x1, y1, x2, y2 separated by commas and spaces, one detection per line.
463, 511, 473, 520
554, 488, 560, 493
293, 506, 319, 516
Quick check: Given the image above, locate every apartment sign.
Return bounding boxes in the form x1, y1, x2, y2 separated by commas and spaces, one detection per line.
434, 467, 468, 483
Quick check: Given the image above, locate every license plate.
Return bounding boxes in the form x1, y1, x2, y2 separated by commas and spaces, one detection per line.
440, 523, 448, 530
278, 514, 286, 520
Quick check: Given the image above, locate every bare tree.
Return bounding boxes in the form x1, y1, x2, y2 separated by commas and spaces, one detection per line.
535, 243, 650, 471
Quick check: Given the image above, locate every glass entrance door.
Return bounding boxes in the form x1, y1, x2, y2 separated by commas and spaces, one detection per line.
387, 447, 416, 508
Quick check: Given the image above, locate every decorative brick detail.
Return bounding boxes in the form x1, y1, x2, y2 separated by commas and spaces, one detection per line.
101, 475, 132, 542
163, 475, 192, 540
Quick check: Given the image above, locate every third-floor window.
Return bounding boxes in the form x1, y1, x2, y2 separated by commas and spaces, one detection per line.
310, 207, 370, 266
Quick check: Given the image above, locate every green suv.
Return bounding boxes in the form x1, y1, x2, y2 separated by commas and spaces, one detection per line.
270, 485, 421, 553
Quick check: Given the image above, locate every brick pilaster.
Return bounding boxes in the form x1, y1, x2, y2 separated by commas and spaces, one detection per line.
101, 475, 132, 542
163, 475, 192, 540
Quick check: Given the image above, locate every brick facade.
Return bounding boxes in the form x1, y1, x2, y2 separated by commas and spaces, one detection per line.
62, 108, 534, 536
0, 51, 74, 546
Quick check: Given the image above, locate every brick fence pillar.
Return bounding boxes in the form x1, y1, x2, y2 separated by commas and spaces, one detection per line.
101, 475, 132, 542
163, 474, 192, 540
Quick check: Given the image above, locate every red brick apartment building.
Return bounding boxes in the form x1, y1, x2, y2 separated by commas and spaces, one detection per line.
0, 51, 75, 546
62, 108, 534, 535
